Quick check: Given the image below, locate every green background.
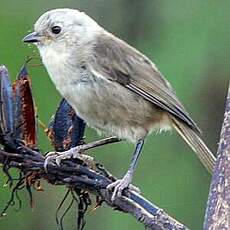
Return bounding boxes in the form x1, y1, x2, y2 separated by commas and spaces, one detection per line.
0, 1, 229, 229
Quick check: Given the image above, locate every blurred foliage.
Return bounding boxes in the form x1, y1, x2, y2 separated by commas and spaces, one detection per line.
0, 0, 229, 229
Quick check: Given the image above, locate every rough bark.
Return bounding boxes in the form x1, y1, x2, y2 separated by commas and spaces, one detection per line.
204, 82, 230, 229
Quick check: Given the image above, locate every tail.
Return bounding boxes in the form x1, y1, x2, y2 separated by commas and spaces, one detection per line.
171, 117, 216, 173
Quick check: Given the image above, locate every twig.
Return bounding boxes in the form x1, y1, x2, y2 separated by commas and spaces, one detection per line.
204, 82, 230, 229
78, 136, 121, 151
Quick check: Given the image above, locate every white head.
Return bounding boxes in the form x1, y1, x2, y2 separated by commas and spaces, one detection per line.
23, 8, 101, 49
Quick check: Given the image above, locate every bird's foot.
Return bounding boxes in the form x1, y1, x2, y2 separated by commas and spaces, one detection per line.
107, 173, 140, 202
44, 145, 93, 171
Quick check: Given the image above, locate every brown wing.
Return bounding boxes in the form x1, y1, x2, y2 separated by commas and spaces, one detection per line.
88, 31, 200, 133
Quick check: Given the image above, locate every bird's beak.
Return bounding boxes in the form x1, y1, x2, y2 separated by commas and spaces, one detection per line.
22, 31, 41, 43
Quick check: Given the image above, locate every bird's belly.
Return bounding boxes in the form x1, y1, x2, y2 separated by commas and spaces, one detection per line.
60, 78, 169, 142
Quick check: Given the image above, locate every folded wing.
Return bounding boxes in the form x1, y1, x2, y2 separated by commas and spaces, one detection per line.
88, 31, 200, 133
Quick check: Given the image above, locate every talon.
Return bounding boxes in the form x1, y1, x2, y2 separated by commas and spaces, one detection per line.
55, 157, 62, 166
43, 146, 84, 171
107, 179, 131, 202
55, 152, 73, 166
44, 151, 59, 171
128, 184, 140, 194
45, 151, 57, 158
107, 172, 140, 202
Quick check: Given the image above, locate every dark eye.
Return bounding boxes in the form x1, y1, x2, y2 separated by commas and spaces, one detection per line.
51, 26, 61, 34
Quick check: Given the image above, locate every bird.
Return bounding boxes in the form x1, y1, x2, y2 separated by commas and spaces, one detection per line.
23, 8, 216, 201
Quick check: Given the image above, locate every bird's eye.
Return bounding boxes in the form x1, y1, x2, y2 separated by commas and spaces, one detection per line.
51, 26, 61, 34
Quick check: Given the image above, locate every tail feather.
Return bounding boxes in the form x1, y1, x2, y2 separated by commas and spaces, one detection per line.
171, 117, 216, 173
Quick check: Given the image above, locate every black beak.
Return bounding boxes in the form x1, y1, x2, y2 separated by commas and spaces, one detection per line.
22, 32, 41, 43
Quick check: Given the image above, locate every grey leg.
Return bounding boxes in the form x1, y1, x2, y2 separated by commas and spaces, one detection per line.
107, 139, 145, 201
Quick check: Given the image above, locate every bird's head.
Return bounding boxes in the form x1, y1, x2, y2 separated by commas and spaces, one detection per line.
23, 8, 101, 49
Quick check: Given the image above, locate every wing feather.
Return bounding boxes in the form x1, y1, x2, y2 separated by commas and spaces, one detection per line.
88, 31, 200, 133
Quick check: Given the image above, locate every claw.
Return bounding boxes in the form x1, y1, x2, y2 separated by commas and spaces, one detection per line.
44, 147, 80, 171
107, 173, 139, 202
43, 145, 94, 172
44, 151, 59, 171
128, 184, 140, 194
55, 149, 77, 166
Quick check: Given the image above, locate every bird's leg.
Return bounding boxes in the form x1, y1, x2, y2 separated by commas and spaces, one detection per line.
44, 136, 121, 170
107, 139, 145, 201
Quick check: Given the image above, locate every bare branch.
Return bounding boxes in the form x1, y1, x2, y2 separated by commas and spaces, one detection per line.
0, 146, 188, 230
204, 82, 230, 229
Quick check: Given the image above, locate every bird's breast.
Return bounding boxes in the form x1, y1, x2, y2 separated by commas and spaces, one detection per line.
39, 46, 72, 87
59, 77, 169, 142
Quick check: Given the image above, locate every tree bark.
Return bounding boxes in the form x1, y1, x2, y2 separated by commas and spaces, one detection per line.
204, 82, 230, 229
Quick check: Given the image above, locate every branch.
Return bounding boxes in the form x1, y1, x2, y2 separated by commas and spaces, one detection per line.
0, 64, 189, 229
204, 82, 230, 229
0, 146, 188, 230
